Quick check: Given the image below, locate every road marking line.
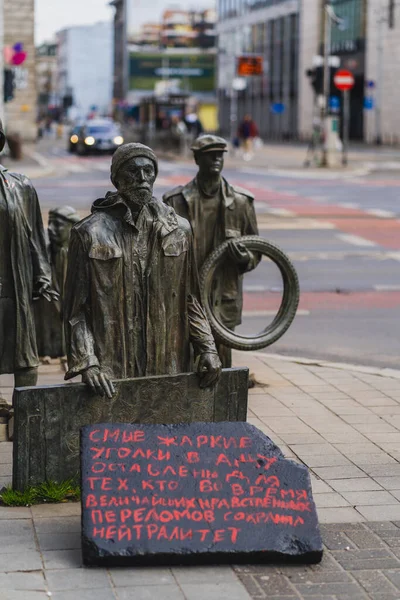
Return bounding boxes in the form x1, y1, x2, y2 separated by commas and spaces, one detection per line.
336, 233, 377, 247
242, 310, 310, 317
66, 164, 88, 173
266, 208, 296, 217
366, 208, 395, 218
374, 285, 400, 291
340, 202, 360, 209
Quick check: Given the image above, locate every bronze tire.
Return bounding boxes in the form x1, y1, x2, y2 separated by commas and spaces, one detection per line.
199, 235, 300, 351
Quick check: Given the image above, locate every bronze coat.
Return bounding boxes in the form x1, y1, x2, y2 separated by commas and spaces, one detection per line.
163, 177, 259, 328
64, 194, 216, 380
0, 165, 51, 370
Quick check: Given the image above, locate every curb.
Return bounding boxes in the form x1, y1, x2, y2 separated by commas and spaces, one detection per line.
238, 350, 400, 379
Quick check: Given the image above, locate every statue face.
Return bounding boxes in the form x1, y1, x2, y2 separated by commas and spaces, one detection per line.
196, 151, 225, 176
116, 157, 156, 205
48, 215, 73, 248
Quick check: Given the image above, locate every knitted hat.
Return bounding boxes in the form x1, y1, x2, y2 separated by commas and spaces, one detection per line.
111, 143, 158, 185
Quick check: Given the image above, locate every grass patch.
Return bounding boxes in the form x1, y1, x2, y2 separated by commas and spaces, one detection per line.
0, 478, 80, 506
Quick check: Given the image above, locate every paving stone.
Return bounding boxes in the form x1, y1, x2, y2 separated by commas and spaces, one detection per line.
319, 527, 356, 550
289, 444, 340, 456
34, 517, 81, 534
333, 548, 400, 570
367, 522, 400, 532
328, 478, 383, 492
50, 591, 116, 600
0, 534, 37, 553
310, 478, 334, 494
317, 507, 365, 523
341, 491, 398, 506
349, 454, 398, 466
31, 503, 81, 519
295, 582, 367, 596
357, 505, 400, 521
0, 572, 46, 591
0, 551, 42, 572
110, 567, 175, 586
0, 507, 31, 519
45, 568, 110, 591
116, 584, 187, 600
232, 573, 292, 597
334, 443, 381, 454
229, 574, 266, 599
344, 527, 386, 549
313, 466, 366, 479
314, 492, 350, 508
42, 549, 82, 570
37, 532, 80, 551
286, 569, 352, 584
301, 455, 353, 468
0, 593, 49, 600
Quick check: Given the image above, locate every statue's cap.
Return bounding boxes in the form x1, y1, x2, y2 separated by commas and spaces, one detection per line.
191, 134, 228, 154
49, 205, 80, 223
111, 143, 158, 184
0, 120, 5, 153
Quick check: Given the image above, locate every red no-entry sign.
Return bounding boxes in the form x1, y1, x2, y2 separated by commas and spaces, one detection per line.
334, 70, 355, 91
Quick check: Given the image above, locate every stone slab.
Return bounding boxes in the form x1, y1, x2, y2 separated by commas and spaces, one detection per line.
80, 422, 323, 566
13, 369, 248, 491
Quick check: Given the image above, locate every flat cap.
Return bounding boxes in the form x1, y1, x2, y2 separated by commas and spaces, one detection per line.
49, 205, 80, 223
191, 134, 228, 154
111, 143, 158, 185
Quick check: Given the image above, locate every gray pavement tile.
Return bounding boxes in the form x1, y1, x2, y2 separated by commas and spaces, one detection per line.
295, 582, 367, 596
110, 567, 174, 586
0, 572, 46, 591
236, 572, 295, 597
312, 466, 366, 479
314, 492, 350, 508
382, 568, 400, 589
31, 503, 80, 518
0, 476, 12, 489
333, 548, 400, 570
37, 532, 80, 551
284, 569, 353, 584
367, 522, 400, 532
0, 520, 34, 535
374, 477, 400, 490
301, 455, 353, 468
116, 585, 185, 600
317, 507, 365, 523
173, 565, 240, 585
34, 517, 80, 534
0, 593, 49, 600
341, 491, 398, 506
0, 551, 42, 572
344, 527, 386, 549
357, 505, 400, 521
0, 534, 37, 553
0, 507, 31, 519
328, 478, 383, 492
46, 568, 110, 591
319, 528, 357, 550
42, 549, 82, 570
51, 591, 116, 600
310, 478, 334, 494
179, 582, 251, 600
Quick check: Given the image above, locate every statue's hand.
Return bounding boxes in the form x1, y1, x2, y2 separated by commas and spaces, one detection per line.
33, 281, 60, 302
198, 353, 222, 389
82, 367, 115, 399
227, 240, 252, 268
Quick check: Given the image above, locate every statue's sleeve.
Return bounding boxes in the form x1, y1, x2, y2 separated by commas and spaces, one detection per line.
64, 228, 100, 379
244, 198, 261, 272
186, 230, 218, 357
26, 180, 51, 286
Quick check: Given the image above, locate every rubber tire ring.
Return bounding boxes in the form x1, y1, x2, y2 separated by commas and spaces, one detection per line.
199, 235, 300, 351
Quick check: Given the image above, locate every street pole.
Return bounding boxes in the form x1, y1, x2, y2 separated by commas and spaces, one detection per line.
376, 12, 384, 145
342, 89, 350, 166
230, 87, 238, 144
321, 4, 331, 167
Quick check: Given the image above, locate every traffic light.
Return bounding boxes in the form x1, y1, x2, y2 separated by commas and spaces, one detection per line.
306, 66, 338, 96
4, 69, 15, 103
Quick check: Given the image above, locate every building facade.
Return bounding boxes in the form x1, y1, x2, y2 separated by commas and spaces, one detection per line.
217, 0, 300, 140
57, 22, 113, 121
36, 42, 58, 120
4, 0, 37, 141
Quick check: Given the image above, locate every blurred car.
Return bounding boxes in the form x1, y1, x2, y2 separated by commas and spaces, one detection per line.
73, 120, 124, 155
68, 125, 81, 153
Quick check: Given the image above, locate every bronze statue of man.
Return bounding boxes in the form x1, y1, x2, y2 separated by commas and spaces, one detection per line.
163, 135, 260, 368
64, 143, 222, 398
0, 120, 55, 388
35, 206, 80, 361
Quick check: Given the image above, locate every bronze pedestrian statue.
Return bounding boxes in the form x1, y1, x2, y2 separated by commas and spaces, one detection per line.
64, 143, 222, 398
163, 135, 260, 368
0, 120, 56, 388
35, 206, 80, 362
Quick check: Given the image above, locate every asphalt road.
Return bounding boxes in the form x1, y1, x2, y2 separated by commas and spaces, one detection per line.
32, 143, 400, 370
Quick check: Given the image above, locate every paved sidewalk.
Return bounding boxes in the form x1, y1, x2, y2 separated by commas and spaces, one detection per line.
3, 352, 400, 598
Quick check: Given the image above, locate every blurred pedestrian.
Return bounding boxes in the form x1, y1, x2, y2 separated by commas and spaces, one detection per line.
185, 112, 204, 138
238, 114, 259, 161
